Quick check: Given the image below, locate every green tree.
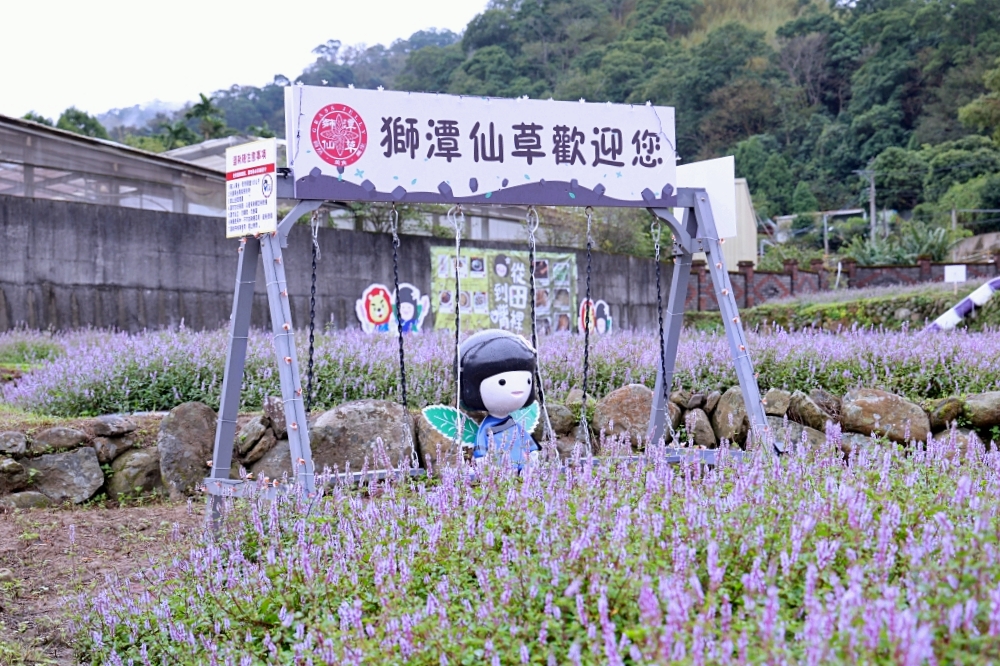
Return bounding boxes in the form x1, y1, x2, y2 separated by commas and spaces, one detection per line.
959, 57, 1000, 142
792, 181, 818, 214
158, 120, 198, 150
397, 44, 466, 92
185, 94, 230, 141
22, 111, 53, 126
873, 146, 927, 211
56, 107, 109, 139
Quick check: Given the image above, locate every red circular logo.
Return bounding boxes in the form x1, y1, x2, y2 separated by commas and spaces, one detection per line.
310, 104, 367, 167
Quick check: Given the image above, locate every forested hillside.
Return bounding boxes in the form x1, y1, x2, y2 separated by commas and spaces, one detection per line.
74, 0, 1000, 227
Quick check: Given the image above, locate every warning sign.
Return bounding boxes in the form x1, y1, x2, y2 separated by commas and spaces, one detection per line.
225, 138, 277, 238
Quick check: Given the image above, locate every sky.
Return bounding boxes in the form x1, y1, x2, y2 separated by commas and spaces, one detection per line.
0, 0, 488, 121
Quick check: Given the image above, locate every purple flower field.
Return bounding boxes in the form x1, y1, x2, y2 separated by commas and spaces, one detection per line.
75, 432, 1000, 664
2, 326, 1000, 416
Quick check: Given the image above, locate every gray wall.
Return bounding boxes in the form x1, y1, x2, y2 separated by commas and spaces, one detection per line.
0, 195, 670, 333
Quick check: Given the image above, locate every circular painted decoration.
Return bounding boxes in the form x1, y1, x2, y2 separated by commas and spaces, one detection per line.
310, 104, 367, 167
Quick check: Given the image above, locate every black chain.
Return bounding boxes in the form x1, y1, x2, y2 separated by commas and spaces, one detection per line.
390, 207, 408, 407
580, 208, 594, 448
305, 212, 320, 413
653, 219, 671, 434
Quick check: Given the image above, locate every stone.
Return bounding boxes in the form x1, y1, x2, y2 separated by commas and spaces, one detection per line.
263, 396, 287, 439
311, 400, 416, 473
809, 389, 841, 421
593, 384, 654, 448
157, 401, 217, 500
415, 410, 465, 470
92, 435, 135, 464
28, 427, 88, 455
0, 568, 13, 582
839, 432, 871, 457
0, 491, 52, 510
531, 404, 574, 441
840, 388, 930, 444
964, 391, 1000, 429
243, 429, 277, 465
687, 393, 706, 410
767, 416, 825, 451
0, 457, 29, 493
788, 391, 836, 431
684, 408, 716, 448
669, 389, 691, 408
236, 415, 269, 456
927, 397, 965, 431
249, 439, 292, 482
894, 307, 912, 321
91, 414, 137, 437
703, 390, 722, 414
0, 432, 27, 457
564, 388, 598, 420
763, 388, 791, 417
932, 428, 979, 456
107, 449, 163, 500
711, 387, 749, 445
546, 403, 576, 437
25, 448, 104, 504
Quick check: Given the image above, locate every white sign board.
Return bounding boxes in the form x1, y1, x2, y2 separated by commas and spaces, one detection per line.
944, 265, 967, 283
674, 155, 736, 238
284, 86, 676, 207
225, 138, 277, 238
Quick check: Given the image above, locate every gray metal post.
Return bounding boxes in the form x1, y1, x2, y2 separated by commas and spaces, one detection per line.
690, 190, 770, 446
647, 209, 692, 447
208, 236, 259, 524
259, 232, 317, 493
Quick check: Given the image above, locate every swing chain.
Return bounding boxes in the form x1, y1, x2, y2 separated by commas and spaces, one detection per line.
580, 207, 594, 455
447, 205, 466, 449
651, 217, 678, 446
305, 209, 321, 413
389, 204, 408, 409
525, 207, 555, 450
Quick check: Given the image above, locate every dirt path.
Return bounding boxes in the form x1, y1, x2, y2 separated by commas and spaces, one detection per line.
0, 501, 207, 665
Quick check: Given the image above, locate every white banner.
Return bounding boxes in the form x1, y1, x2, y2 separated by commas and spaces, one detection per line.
285, 86, 676, 207
225, 138, 277, 238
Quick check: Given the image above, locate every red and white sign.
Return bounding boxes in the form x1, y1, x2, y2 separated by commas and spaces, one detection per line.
311, 103, 368, 167
225, 138, 277, 238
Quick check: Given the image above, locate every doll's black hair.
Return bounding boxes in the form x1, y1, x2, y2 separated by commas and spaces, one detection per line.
595, 301, 609, 320
458, 329, 536, 412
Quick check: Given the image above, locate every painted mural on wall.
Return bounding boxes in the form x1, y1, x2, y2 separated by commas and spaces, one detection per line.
355, 282, 430, 334
430, 248, 577, 334
578, 299, 613, 334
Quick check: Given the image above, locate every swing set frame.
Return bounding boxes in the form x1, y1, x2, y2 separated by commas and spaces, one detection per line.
204, 168, 772, 519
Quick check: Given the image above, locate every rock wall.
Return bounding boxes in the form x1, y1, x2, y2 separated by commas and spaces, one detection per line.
3, 387, 997, 507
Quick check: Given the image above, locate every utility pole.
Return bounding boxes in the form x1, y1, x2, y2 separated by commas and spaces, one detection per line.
853, 164, 876, 242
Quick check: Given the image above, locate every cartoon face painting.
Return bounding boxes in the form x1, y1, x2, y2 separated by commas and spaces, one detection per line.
366, 288, 391, 325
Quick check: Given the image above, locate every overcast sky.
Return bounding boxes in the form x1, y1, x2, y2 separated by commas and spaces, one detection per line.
0, 0, 487, 120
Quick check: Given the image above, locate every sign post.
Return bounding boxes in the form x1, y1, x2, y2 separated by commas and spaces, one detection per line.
944, 264, 967, 295
225, 138, 277, 238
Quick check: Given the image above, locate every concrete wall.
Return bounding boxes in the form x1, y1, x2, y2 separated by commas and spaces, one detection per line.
0, 195, 670, 333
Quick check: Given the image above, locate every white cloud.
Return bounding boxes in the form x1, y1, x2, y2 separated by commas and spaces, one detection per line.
0, 0, 485, 120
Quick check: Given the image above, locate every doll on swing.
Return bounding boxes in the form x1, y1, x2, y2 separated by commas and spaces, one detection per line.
423, 329, 541, 469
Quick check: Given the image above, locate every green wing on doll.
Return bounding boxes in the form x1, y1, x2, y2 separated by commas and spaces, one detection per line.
422, 402, 540, 446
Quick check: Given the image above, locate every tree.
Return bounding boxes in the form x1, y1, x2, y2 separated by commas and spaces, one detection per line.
22, 111, 53, 126
873, 146, 927, 211
959, 57, 1000, 142
56, 107, 109, 139
158, 120, 198, 150
397, 44, 466, 92
184, 94, 230, 141
792, 181, 819, 214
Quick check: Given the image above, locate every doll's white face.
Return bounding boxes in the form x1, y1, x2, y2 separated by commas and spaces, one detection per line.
479, 370, 532, 418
